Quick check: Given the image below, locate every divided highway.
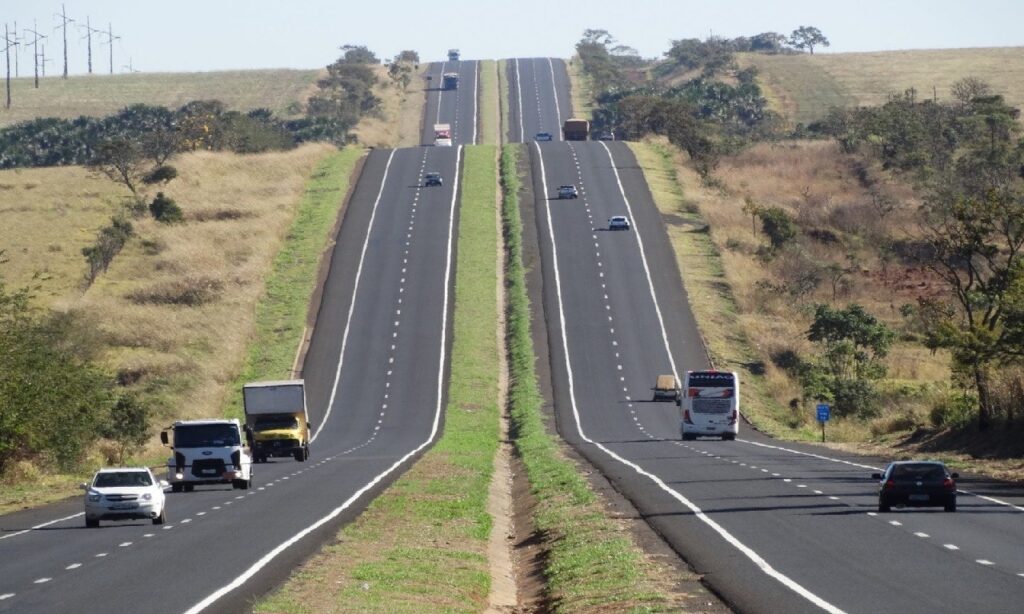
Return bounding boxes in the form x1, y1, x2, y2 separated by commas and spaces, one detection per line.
0, 60, 478, 614
510, 57, 1024, 613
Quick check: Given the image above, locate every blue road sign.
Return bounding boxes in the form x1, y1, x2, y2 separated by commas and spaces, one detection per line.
817, 403, 831, 422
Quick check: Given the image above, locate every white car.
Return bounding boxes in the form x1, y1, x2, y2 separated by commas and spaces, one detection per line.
608, 215, 631, 230
81, 467, 168, 527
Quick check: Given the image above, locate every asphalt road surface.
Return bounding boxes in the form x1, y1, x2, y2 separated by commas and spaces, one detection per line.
0, 61, 476, 614
512, 56, 1024, 614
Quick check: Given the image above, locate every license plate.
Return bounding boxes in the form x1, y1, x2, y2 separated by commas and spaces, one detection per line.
909, 494, 929, 501
110, 503, 137, 510
201, 468, 217, 475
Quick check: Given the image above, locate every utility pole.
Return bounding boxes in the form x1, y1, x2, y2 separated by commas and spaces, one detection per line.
122, 57, 137, 73
102, 22, 119, 76
3, 24, 18, 109
12, 21, 17, 78
23, 22, 45, 89
54, 4, 73, 79
79, 16, 102, 75
41, 44, 47, 77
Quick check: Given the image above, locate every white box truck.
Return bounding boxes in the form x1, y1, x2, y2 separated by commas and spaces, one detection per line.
161, 419, 253, 492
243, 380, 311, 463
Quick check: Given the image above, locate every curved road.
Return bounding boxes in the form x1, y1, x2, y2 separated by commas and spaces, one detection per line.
0, 60, 478, 614
511, 56, 1024, 614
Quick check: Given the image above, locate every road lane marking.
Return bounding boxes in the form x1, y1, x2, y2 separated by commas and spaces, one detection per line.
977, 559, 995, 566
118, 541, 132, 547
33, 578, 50, 584
65, 563, 81, 570
0, 593, 13, 600
314, 149, 397, 443
514, 59, 524, 142
944, 544, 959, 550
914, 532, 929, 538
547, 58, 563, 140
533, 141, 845, 614
0, 511, 84, 541
95, 553, 107, 557
182, 145, 464, 614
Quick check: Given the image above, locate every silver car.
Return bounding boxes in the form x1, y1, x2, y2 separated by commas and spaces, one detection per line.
82, 467, 168, 527
608, 215, 631, 230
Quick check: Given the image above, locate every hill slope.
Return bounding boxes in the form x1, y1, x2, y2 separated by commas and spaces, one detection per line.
0, 69, 320, 126
742, 47, 1024, 125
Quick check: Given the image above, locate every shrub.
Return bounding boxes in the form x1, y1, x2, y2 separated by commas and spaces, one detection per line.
127, 276, 224, 306
757, 206, 798, 250
82, 216, 134, 285
142, 164, 178, 185
149, 192, 184, 224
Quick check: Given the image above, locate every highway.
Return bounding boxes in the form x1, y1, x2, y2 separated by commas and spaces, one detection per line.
0, 59, 477, 614
510, 56, 1024, 613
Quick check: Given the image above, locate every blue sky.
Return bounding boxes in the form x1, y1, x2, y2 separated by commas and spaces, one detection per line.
0, 0, 1021, 74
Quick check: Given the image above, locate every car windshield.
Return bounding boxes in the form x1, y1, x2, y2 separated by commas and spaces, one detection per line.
891, 464, 946, 480
255, 416, 299, 431
173, 424, 241, 448
94, 471, 152, 488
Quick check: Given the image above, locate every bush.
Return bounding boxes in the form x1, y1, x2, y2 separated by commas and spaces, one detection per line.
142, 165, 178, 185
757, 206, 798, 250
930, 393, 977, 428
82, 216, 134, 285
149, 192, 184, 224
127, 276, 223, 306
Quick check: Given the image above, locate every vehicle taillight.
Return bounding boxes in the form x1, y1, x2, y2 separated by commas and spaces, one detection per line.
683, 410, 693, 425
943, 478, 956, 490
884, 480, 896, 490
728, 410, 738, 425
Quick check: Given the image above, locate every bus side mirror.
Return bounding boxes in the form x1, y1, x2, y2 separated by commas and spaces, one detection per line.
160, 431, 169, 446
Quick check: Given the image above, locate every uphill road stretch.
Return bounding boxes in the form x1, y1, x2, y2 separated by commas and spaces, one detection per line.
516, 56, 1024, 614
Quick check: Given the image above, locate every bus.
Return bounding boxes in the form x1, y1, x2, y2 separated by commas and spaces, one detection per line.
679, 370, 739, 440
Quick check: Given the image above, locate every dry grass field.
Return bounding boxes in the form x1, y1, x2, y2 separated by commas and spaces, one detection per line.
742, 47, 1024, 125
0, 69, 320, 126
350, 64, 426, 148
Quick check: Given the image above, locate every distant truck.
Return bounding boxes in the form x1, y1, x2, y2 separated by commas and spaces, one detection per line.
448, 49, 460, 61
562, 118, 590, 141
434, 123, 453, 147
442, 72, 459, 90
243, 380, 311, 463
161, 419, 253, 492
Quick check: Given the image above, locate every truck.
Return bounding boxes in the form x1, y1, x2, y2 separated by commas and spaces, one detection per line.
442, 72, 459, 90
447, 49, 460, 61
562, 118, 590, 141
434, 123, 453, 147
243, 380, 311, 463
160, 419, 253, 492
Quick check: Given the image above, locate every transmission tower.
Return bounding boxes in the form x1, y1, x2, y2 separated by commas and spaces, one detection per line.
22, 22, 45, 89
102, 23, 119, 75
3, 24, 18, 108
54, 4, 74, 79
79, 16, 102, 75
12, 20, 18, 78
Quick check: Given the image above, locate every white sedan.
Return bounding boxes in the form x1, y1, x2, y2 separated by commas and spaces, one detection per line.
82, 467, 168, 527
608, 215, 631, 230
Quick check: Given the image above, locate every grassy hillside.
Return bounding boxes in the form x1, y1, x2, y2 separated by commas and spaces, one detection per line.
0, 69, 320, 126
742, 47, 1024, 125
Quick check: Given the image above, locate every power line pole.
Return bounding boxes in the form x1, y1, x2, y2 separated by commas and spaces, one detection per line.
54, 3, 74, 79
122, 57, 137, 74
3, 24, 18, 109
79, 16, 102, 75
41, 43, 47, 78
102, 23, 120, 76
23, 22, 45, 89
12, 20, 18, 78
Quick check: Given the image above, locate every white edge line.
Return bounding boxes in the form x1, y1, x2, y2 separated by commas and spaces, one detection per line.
514, 58, 524, 143
548, 58, 563, 141
435, 61, 446, 126
312, 149, 397, 443
0, 511, 84, 541
534, 141, 844, 614
472, 60, 479, 145
185, 146, 462, 614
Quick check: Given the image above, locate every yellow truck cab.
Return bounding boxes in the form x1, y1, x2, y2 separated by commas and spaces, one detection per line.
243, 380, 311, 463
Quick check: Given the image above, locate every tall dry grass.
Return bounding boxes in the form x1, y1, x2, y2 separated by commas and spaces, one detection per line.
350, 64, 426, 148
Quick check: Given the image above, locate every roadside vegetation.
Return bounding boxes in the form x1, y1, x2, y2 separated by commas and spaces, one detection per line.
502, 144, 691, 611
257, 145, 499, 613
478, 60, 500, 145
573, 26, 1024, 476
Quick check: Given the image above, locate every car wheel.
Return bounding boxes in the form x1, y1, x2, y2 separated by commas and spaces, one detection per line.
171, 483, 183, 493
945, 500, 957, 513
878, 499, 891, 513
153, 509, 166, 525
294, 449, 305, 462
85, 517, 99, 528
682, 432, 696, 441
183, 484, 194, 493
722, 433, 736, 441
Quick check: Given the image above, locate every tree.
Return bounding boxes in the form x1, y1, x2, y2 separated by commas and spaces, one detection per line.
581, 29, 615, 46
100, 394, 151, 464
950, 77, 992, 109
789, 26, 830, 55
339, 44, 379, 64
88, 138, 148, 196
149, 192, 183, 223
750, 32, 789, 54
395, 50, 419, 64
757, 206, 798, 250
387, 59, 413, 91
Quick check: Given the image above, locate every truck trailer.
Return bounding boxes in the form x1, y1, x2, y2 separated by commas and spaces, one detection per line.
243, 380, 311, 462
442, 72, 459, 90
434, 123, 453, 147
447, 49, 460, 61
562, 118, 590, 141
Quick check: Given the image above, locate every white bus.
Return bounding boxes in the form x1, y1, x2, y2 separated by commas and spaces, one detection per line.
679, 370, 740, 440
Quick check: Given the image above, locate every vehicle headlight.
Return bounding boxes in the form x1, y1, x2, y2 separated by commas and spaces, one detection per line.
175, 472, 184, 480
87, 492, 101, 502
141, 493, 152, 501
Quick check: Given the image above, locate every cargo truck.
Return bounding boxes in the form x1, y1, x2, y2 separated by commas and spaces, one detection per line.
434, 123, 453, 147
562, 118, 590, 141
161, 419, 253, 492
442, 72, 459, 90
448, 49, 460, 61
243, 380, 311, 463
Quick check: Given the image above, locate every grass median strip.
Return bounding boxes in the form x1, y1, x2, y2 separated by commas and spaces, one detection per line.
478, 60, 499, 146
502, 143, 682, 611
256, 145, 499, 612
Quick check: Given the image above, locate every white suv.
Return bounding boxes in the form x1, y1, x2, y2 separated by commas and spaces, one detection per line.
81, 468, 168, 528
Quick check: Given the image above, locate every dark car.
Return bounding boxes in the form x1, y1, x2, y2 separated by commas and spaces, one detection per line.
535, 132, 553, 141
557, 185, 578, 199
873, 461, 958, 512
424, 172, 443, 187
597, 131, 615, 141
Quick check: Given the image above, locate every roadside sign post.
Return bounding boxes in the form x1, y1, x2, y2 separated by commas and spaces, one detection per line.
816, 403, 830, 442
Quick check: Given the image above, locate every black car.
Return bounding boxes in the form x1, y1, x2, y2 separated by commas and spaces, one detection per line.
873, 461, 958, 512
535, 132, 553, 141
557, 185, 578, 199
424, 172, 443, 187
